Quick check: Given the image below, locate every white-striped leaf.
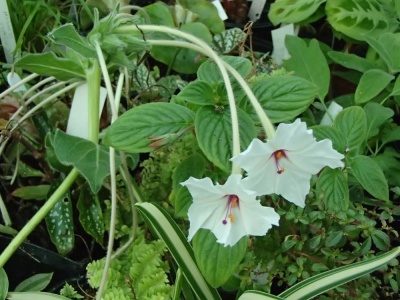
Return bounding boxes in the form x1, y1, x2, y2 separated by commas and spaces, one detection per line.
279, 246, 400, 299
135, 202, 221, 300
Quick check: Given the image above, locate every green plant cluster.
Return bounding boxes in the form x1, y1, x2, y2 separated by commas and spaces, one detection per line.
86, 229, 174, 300
139, 132, 199, 205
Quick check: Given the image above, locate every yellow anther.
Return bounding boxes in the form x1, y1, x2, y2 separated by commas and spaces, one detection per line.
275, 151, 283, 159
228, 214, 235, 223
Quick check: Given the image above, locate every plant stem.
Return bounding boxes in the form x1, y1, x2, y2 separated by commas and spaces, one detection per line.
0, 168, 79, 268
145, 39, 277, 140
117, 24, 242, 174
0, 73, 39, 99
94, 41, 119, 300
86, 59, 101, 142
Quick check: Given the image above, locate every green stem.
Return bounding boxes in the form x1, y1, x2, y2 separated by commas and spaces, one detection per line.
117, 25, 241, 174
0, 168, 79, 268
87, 59, 101, 142
94, 41, 119, 300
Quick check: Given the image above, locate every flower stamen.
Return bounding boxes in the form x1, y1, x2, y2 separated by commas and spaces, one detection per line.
273, 150, 286, 174
222, 195, 239, 225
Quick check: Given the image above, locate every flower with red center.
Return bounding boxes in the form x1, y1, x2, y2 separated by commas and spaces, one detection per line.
181, 174, 280, 247
231, 119, 345, 207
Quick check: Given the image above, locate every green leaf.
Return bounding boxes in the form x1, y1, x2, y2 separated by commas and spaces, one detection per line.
311, 125, 347, 154
365, 33, 400, 73
371, 230, 390, 251
192, 229, 247, 287
48, 23, 96, 58
251, 76, 318, 123
197, 56, 252, 84
328, 51, 376, 73
311, 263, 329, 272
364, 102, 394, 138
0, 268, 8, 300
12, 185, 50, 200
390, 75, 400, 96
176, 80, 215, 106
326, 0, 398, 42
50, 130, 118, 194
334, 106, 367, 150
355, 69, 394, 104
213, 28, 246, 54
268, 0, 326, 25
77, 186, 104, 245
317, 168, 349, 211
14, 273, 53, 292
45, 182, 74, 255
360, 237, 372, 255
276, 247, 400, 300
103, 102, 195, 153
135, 202, 221, 300
372, 152, 400, 187
174, 187, 193, 218
382, 125, 400, 146
14, 52, 85, 80
283, 36, 330, 101
195, 106, 256, 172
151, 22, 212, 74
172, 153, 206, 217
178, 0, 224, 34
325, 230, 344, 247
349, 155, 389, 201
7, 292, 72, 300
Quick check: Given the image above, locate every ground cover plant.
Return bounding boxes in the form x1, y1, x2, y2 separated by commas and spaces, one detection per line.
0, 0, 400, 299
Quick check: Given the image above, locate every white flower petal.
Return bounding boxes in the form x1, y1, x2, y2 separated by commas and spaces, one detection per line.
231, 139, 273, 171
234, 119, 345, 207
272, 119, 315, 150
183, 175, 279, 246
287, 139, 344, 174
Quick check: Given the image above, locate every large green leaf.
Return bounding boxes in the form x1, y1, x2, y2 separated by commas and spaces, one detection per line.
328, 51, 376, 73
283, 36, 330, 101
135, 202, 221, 300
317, 168, 349, 211
349, 155, 389, 201
333, 106, 367, 150
175, 80, 215, 106
250, 76, 318, 123
355, 69, 394, 104
326, 0, 398, 41
178, 0, 224, 34
14, 273, 53, 292
276, 247, 400, 300
364, 102, 394, 138
192, 229, 247, 287
45, 182, 74, 255
268, 0, 326, 25
195, 106, 256, 172
311, 125, 347, 154
103, 102, 194, 153
14, 52, 86, 80
0, 268, 8, 300
50, 130, 118, 193
365, 33, 400, 73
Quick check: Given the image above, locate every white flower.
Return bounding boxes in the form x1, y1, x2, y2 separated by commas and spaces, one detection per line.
181, 174, 280, 247
231, 119, 345, 207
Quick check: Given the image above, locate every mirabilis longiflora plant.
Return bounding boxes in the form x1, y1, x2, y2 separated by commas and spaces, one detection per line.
0, 4, 350, 299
